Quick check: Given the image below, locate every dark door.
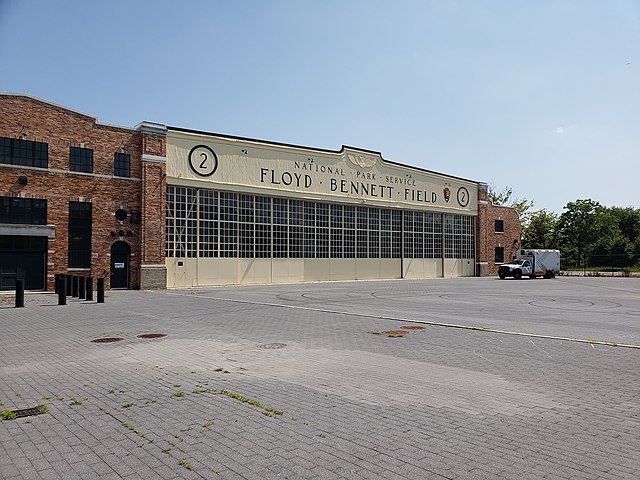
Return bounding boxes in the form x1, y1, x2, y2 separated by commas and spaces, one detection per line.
0, 236, 47, 290
110, 241, 130, 289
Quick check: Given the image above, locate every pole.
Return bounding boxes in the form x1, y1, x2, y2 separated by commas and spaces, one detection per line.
85, 277, 93, 301
15, 279, 25, 308
72, 276, 79, 297
97, 277, 105, 303
66, 274, 72, 296
78, 276, 86, 299
58, 276, 67, 305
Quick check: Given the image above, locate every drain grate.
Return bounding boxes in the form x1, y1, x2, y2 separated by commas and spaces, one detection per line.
257, 343, 287, 350
90, 337, 124, 343
400, 326, 426, 330
137, 333, 167, 339
11, 407, 45, 418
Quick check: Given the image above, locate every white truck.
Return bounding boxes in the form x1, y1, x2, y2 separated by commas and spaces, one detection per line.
498, 249, 560, 280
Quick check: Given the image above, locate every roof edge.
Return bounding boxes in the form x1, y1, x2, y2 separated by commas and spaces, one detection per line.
0, 92, 136, 132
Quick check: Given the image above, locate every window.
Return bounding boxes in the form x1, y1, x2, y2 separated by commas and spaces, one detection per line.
0, 137, 48, 168
68, 202, 92, 268
164, 186, 473, 262
444, 214, 475, 259
0, 197, 46, 225
495, 246, 504, 263
495, 219, 504, 233
69, 146, 93, 173
114, 152, 130, 177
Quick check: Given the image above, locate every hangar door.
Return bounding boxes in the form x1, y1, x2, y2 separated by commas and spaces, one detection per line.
0, 235, 47, 290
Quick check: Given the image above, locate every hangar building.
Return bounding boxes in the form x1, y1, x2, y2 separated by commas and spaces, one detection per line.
0, 94, 520, 290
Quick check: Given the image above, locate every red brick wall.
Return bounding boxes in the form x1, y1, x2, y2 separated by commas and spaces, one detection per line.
0, 94, 148, 290
476, 184, 522, 275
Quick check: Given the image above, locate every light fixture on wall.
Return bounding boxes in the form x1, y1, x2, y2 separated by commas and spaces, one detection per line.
120, 142, 126, 154
19, 127, 27, 140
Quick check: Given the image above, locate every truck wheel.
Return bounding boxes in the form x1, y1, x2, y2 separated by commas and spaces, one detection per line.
544, 271, 552, 279
513, 270, 522, 280
499, 272, 506, 279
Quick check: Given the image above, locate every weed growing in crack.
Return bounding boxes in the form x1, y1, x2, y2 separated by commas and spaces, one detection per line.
0, 410, 17, 421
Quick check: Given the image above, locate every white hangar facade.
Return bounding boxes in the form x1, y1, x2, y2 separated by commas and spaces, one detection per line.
165, 127, 488, 288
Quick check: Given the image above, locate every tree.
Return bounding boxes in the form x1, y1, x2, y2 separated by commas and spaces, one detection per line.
522, 209, 558, 249
557, 199, 605, 267
487, 184, 534, 225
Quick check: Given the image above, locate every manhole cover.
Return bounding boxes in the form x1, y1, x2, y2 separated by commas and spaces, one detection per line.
400, 326, 426, 330
11, 407, 45, 418
257, 343, 287, 350
382, 330, 408, 335
90, 337, 124, 343
137, 333, 167, 339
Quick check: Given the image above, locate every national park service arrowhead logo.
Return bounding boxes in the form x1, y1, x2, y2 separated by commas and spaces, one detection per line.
443, 187, 451, 202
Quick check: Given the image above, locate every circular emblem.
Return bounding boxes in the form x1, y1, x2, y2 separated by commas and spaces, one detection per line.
188, 145, 218, 177
457, 186, 470, 207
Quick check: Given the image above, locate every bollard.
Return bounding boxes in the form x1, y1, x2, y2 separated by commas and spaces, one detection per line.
72, 276, 79, 298
97, 277, 105, 303
15, 279, 25, 308
85, 276, 93, 301
66, 274, 72, 296
54, 274, 60, 294
78, 276, 86, 299
58, 276, 67, 305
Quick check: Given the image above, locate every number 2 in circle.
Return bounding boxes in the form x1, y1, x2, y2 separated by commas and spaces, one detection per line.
188, 145, 218, 177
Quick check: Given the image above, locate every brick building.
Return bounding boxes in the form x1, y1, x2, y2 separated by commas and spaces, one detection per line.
476, 184, 522, 276
0, 94, 166, 291
0, 94, 519, 290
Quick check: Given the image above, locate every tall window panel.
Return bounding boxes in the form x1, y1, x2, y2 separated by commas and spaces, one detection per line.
165, 187, 175, 257
356, 207, 368, 258
391, 210, 402, 258
273, 198, 288, 258
303, 202, 316, 258
68, 202, 92, 268
199, 190, 218, 257
403, 211, 414, 259
330, 204, 343, 258
219, 192, 238, 257
343, 206, 356, 258
368, 208, 380, 258
380, 209, 392, 258
255, 196, 271, 258
238, 194, 254, 258
114, 152, 130, 177
316, 203, 329, 258
444, 214, 474, 259
166, 187, 197, 258
289, 200, 304, 258
414, 211, 424, 258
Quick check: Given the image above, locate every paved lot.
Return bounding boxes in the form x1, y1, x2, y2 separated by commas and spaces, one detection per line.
1, 277, 639, 479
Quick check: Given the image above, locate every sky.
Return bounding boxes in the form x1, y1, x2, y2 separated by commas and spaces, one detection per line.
0, 0, 638, 214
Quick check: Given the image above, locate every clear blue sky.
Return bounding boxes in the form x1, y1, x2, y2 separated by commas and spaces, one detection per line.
1, 0, 638, 214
